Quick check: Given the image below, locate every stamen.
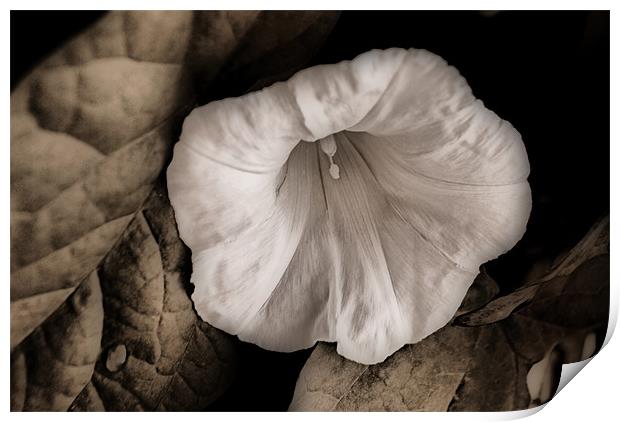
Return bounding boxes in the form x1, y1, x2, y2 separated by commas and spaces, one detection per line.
319, 136, 340, 180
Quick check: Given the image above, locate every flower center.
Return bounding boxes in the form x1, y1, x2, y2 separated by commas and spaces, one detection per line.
319, 135, 340, 180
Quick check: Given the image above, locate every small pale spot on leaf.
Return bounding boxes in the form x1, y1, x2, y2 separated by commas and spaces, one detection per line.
105, 344, 127, 372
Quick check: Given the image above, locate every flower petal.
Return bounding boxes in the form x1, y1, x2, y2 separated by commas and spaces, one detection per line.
167, 48, 531, 364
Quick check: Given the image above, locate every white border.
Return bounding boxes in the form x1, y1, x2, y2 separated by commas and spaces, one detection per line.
3, 2, 616, 421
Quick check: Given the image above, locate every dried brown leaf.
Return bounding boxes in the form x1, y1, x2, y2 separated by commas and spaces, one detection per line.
69, 382, 106, 411
289, 323, 532, 411
11, 273, 104, 411
68, 185, 236, 411
10, 11, 194, 348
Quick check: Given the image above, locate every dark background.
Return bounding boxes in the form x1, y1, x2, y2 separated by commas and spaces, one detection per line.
11, 10, 610, 411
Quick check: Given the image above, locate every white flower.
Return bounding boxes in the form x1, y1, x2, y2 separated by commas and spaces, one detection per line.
167, 48, 531, 364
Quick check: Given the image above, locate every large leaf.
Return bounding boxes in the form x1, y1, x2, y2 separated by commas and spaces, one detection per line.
11, 10, 339, 411
10, 11, 195, 348
11, 272, 104, 411
289, 217, 609, 411
69, 184, 236, 411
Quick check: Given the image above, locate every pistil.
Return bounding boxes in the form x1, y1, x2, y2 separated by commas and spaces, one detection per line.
319, 135, 340, 180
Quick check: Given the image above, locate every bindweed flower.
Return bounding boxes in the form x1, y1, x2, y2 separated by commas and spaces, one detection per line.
167, 48, 531, 364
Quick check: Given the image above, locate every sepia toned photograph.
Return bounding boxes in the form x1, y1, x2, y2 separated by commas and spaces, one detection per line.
9, 9, 610, 412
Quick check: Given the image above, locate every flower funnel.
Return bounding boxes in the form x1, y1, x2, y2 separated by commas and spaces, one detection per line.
167, 48, 532, 364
